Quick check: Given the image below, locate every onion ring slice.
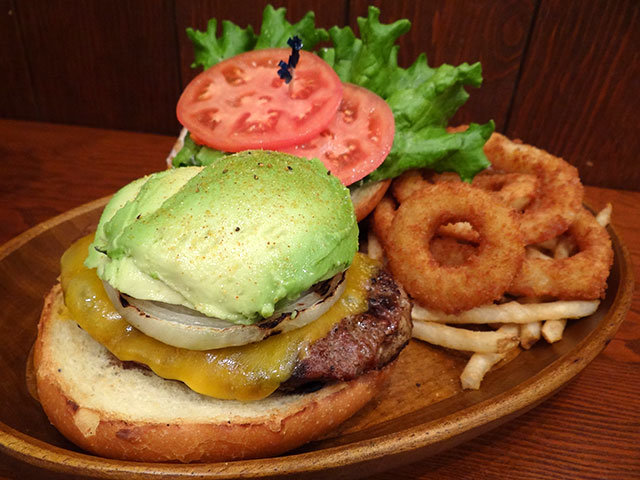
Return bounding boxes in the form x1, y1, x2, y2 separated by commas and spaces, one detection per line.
103, 273, 346, 350
386, 182, 524, 314
471, 172, 539, 211
483, 133, 583, 244
508, 208, 613, 299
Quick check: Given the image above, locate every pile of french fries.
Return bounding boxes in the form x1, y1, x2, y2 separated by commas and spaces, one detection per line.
367, 203, 612, 390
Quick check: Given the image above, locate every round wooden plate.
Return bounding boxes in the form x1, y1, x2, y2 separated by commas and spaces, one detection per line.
0, 199, 633, 479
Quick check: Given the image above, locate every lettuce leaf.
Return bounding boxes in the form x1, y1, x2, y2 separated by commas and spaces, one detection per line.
188, 5, 327, 70
179, 5, 494, 182
319, 7, 493, 182
187, 20, 256, 71
172, 133, 228, 167
253, 5, 328, 51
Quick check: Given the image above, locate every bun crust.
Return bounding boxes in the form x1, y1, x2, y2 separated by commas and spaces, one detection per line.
351, 179, 391, 222
34, 284, 390, 463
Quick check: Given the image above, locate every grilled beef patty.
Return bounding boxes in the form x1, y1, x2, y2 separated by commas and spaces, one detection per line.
281, 267, 412, 390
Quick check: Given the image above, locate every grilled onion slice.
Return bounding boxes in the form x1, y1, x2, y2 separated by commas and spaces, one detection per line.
103, 273, 346, 350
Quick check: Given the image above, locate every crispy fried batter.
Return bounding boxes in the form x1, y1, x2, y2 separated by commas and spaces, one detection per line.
386, 183, 524, 314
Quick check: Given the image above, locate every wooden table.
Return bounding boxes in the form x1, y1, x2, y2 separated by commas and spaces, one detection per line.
1, 120, 638, 479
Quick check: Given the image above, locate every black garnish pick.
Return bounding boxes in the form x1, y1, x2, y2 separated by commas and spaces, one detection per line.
277, 35, 303, 84
287, 35, 302, 68
277, 60, 292, 83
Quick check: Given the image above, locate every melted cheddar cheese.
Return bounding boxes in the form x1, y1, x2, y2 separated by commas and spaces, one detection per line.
60, 235, 376, 401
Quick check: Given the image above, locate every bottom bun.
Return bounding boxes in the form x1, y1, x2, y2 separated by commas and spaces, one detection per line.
34, 284, 391, 463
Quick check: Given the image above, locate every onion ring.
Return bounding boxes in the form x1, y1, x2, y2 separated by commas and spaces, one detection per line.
509, 208, 613, 299
471, 172, 539, 211
483, 133, 583, 244
386, 182, 524, 314
373, 196, 479, 267
391, 169, 430, 203
374, 192, 482, 265
389, 170, 481, 243
371, 194, 398, 250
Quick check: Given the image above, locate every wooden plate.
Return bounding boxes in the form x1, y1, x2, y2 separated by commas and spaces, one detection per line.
0, 199, 633, 479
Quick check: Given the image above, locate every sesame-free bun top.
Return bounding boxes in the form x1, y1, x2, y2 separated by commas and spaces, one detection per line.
85, 151, 358, 324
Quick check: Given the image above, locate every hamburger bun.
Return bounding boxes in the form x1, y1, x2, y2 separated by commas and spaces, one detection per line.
35, 284, 392, 462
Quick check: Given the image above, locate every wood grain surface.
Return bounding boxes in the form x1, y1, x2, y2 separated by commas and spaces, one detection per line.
0, 0, 38, 120
505, 0, 640, 190
0, 119, 638, 479
12, 0, 182, 134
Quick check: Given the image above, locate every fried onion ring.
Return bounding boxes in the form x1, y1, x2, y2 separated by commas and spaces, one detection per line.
386, 183, 524, 314
483, 133, 583, 244
509, 208, 613, 299
371, 194, 397, 250
391, 169, 431, 203
390, 170, 481, 243
471, 172, 539, 211
372, 194, 479, 266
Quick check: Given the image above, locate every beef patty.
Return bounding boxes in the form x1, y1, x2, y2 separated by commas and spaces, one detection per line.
281, 266, 412, 390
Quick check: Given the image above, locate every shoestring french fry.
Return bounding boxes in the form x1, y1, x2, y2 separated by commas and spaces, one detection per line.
596, 203, 612, 228
519, 321, 541, 349
367, 231, 384, 262
541, 319, 567, 343
526, 246, 553, 260
457, 325, 518, 389
554, 236, 575, 259
411, 321, 519, 354
412, 300, 599, 325
460, 352, 505, 390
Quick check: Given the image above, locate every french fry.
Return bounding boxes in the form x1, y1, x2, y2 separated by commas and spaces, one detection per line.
412, 321, 519, 353
438, 221, 478, 242
542, 319, 567, 343
459, 325, 518, 389
412, 300, 599, 325
554, 236, 575, 259
366, 231, 384, 261
526, 246, 553, 260
460, 352, 505, 390
596, 203, 612, 228
534, 237, 559, 252
520, 321, 541, 349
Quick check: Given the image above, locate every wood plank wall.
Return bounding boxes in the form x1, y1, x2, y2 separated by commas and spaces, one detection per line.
1, 0, 638, 190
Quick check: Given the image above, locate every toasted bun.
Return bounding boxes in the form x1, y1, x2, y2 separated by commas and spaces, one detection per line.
351, 179, 391, 222
34, 284, 390, 463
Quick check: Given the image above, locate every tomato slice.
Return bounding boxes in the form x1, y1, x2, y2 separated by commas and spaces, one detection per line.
280, 83, 395, 186
177, 49, 343, 152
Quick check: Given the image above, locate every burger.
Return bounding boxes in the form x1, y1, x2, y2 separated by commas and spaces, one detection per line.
34, 150, 412, 462
34, 5, 495, 463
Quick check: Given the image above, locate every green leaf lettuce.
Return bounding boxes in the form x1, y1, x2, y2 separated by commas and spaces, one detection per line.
178, 5, 494, 182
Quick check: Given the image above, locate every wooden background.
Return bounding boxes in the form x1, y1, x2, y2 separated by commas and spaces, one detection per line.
1, 0, 638, 190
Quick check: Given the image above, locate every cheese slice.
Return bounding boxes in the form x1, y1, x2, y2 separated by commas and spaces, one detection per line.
61, 235, 375, 401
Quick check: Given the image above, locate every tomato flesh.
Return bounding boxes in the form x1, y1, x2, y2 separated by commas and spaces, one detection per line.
177, 49, 343, 152
281, 83, 395, 186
